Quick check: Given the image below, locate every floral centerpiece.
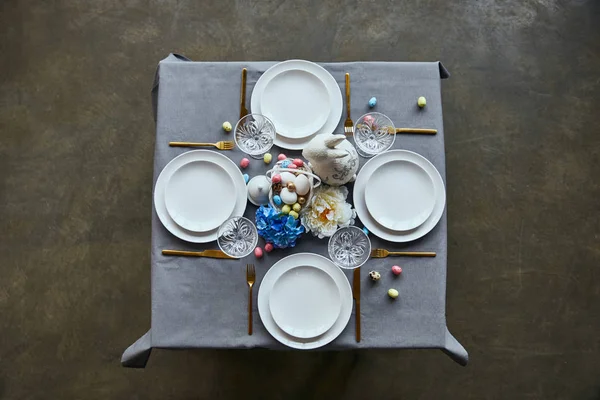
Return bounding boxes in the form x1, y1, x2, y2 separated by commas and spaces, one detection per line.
255, 205, 304, 248
300, 185, 356, 239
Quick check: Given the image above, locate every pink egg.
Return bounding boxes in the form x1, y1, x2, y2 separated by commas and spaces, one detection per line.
392, 265, 402, 275
254, 247, 264, 258
240, 158, 250, 169
264, 243, 274, 253
271, 174, 282, 184
277, 153, 287, 161
364, 115, 375, 125
293, 158, 304, 167
287, 164, 298, 169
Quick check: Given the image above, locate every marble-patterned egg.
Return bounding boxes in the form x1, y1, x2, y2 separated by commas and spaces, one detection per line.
280, 172, 296, 185
294, 174, 310, 196
280, 187, 298, 205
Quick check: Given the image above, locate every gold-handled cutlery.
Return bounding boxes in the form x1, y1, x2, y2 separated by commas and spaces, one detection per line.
395, 128, 437, 135
162, 249, 237, 259
246, 264, 255, 335
353, 267, 361, 342
370, 249, 437, 258
240, 68, 248, 119
168, 141, 234, 150
344, 73, 354, 136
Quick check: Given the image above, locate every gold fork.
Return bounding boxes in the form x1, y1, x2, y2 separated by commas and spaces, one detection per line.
168, 141, 235, 150
344, 73, 354, 136
371, 249, 437, 258
246, 264, 255, 335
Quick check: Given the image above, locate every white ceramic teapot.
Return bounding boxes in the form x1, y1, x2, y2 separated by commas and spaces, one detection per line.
302, 134, 359, 186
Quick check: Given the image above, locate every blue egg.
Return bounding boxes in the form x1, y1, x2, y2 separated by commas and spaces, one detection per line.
362, 227, 369, 236
273, 195, 283, 206
281, 160, 291, 168
243, 174, 250, 184
368, 97, 377, 108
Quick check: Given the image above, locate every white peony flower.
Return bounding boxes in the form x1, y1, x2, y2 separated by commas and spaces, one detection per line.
300, 185, 356, 239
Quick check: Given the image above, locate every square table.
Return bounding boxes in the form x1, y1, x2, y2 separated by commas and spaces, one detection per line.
122, 54, 468, 368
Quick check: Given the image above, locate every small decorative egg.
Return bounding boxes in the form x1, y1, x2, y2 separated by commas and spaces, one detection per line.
368, 97, 377, 108
273, 195, 282, 206
364, 115, 375, 125
392, 265, 403, 276
281, 160, 291, 168
280, 172, 296, 185
388, 288, 399, 299
277, 153, 287, 161
254, 247, 263, 258
286, 182, 296, 192
272, 183, 282, 193
418, 96, 427, 108
292, 158, 304, 167
265, 243, 274, 252
297, 196, 306, 205
294, 175, 310, 196
281, 205, 291, 214
280, 188, 298, 205
292, 203, 302, 212
287, 163, 298, 170
240, 158, 250, 169
263, 153, 272, 164
362, 227, 369, 236
222, 121, 232, 132
288, 210, 299, 219
369, 271, 381, 281
271, 174, 282, 184
243, 174, 250, 184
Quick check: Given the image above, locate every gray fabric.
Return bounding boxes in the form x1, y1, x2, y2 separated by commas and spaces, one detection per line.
122, 54, 467, 368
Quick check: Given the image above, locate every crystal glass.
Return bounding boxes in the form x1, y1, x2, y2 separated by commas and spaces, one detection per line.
353, 112, 396, 158
328, 226, 371, 269
217, 216, 258, 258
234, 114, 276, 159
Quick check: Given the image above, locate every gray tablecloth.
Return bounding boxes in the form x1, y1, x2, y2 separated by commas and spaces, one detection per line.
122, 54, 468, 368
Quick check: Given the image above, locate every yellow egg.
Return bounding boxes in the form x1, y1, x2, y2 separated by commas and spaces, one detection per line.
288, 210, 299, 219
281, 205, 291, 214
292, 203, 301, 212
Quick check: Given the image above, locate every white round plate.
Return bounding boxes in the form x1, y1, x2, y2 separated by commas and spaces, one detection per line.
261, 69, 330, 140
269, 265, 341, 339
251, 60, 343, 150
154, 150, 247, 243
364, 159, 435, 231
258, 253, 352, 349
354, 150, 446, 242
165, 160, 236, 232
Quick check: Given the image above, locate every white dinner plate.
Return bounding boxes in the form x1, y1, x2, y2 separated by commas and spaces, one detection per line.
364, 159, 436, 231
251, 60, 343, 150
261, 69, 330, 139
354, 150, 446, 242
258, 253, 352, 349
165, 160, 236, 232
269, 265, 341, 339
154, 150, 247, 243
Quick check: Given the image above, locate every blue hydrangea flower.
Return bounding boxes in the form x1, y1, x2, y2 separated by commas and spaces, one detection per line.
255, 205, 304, 248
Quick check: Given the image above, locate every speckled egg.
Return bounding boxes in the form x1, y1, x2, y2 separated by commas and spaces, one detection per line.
368, 97, 377, 108
369, 271, 381, 281
273, 195, 282, 206
392, 265, 403, 276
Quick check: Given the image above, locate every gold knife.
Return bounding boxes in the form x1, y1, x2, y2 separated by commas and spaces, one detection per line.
240, 68, 248, 119
353, 267, 361, 342
162, 249, 237, 259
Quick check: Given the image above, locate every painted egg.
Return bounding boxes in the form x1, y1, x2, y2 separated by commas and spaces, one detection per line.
292, 203, 302, 212
254, 247, 263, 258
280, 172, 296, 185
287, 163, 298, 170
281, 160, 291, 168
281, 205, 291, 214
273, 195, 282, 206
288, 210, 299, 219
388, 288, 399, 299
292, 158, 304, 167
271, 174, 282, 184
240, 158, 250, 169
243, 174, 250, 184
280, 188, 298, 205
294, 174, 310, 196
368, 97, 377, 108
369, 271, 381, 281
265, 243, 274, 252
277, 153, 287, 161
263, 153, 272, 164
392, 265, 402, 276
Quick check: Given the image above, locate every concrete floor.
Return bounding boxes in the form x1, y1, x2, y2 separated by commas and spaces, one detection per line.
1, 0, 599, 398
